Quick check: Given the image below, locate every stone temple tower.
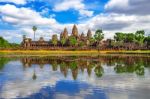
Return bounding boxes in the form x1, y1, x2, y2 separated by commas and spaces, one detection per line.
87, 29, 92, 39
60, 27, 68, 40
63, 27, 68, 39
72, 24, 78, 37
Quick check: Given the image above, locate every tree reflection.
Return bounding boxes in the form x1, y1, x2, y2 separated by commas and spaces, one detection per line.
0, 57, 11, 70
94, 63, 104, 77
32, 70, 37, 80
70, 61, 78, 80
32, 65, 37, 80
114, 62, 145, 76
87, 62, 94, 77
51, 60, 58, 71
60, 62, 68, 77
135, 63, 145, 76
20, 55, 150, 79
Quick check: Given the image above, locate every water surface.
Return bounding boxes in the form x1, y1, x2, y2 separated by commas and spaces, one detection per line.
0, 55, 150, 99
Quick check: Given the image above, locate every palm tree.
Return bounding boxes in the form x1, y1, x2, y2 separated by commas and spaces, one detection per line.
32, 26, 37, 41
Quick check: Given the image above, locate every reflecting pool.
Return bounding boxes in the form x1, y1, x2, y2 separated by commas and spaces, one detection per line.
0, 55, 150, 99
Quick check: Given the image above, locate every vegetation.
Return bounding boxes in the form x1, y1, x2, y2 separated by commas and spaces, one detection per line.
46, 28, 149, 50
135, 30, 145, 45
0, 24, 150, 50
52, 34, 58, 46
111, 30, 149, 50
0, 37, 20, 49
94, 29, 104, 43
60, 37, 67, 47
32, 26, 37, 41
17, 55, 149, 79
0, 37, 9, 48
144, 36, 150, 48
0, 50, 150, 56
69, 36, 77, 47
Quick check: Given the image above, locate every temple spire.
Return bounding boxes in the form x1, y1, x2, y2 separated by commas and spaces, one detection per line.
81, 32, 84, 38
87, 29, 92, 39
63, 27, 68, 39
72, 24, 78, 37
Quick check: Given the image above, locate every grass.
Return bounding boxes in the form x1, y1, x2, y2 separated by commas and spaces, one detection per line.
0, 50, 150, 56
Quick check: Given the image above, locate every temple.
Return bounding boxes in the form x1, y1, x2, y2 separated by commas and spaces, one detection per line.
21, 24, 93, 49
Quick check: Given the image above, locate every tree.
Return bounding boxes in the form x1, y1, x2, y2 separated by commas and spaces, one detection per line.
52, 34, 58, 46
60, 37, 66, 47
125, 33, 135, 43
94, 29, 104, 50
111, 41, 123, 49
135, 30, 145, 46
0, 37, 20, 49
89, 37, 95, 46
144, 36, 150, 48
32, 26, 37, 41
0, 37, 10, 48
69, 36, 77, 47
78, 41, 84, 47
94, 29, 104, 42
114, 32, 126, 42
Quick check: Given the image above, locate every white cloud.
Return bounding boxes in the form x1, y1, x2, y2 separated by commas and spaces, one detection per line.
1, 60, 150, 99
78, 13, 150, 39
0, 4, 62, 43
105, 0, 150, 15
53, 0, 84, 11
0, 2, 150, 43
0, 0, 27, 4
79, 9, 93, 17
105, 0, 129, 10
53, 0, 93, 17
0, 4, 56, 26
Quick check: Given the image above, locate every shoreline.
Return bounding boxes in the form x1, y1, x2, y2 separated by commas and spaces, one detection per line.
0, 50, 150, 56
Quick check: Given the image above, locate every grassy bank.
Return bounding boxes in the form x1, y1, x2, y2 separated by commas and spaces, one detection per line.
0, 50, 149, 56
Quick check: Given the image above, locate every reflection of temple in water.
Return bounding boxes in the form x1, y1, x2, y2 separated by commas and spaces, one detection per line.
20, 56, 150, 80
21, 56, 100, 80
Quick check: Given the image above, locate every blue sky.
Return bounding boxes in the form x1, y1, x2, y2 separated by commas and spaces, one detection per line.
0, 0, 108, 23
0, 0, 150, 43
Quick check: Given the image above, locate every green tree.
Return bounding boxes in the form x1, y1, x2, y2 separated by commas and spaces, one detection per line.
144, 36, 150, 48
114, 32, 126, 42
94, 29, 104, 42
52, 34, 58, 46
125, 33, 135, 43
60, 37, 66, 47
78, 41, 84, 47
0, 37, 10, 48
32, 26, 37, 41
69, 36, 77, 47
89, 37, 96, 45
135, 30, 145, 46
94, 29, 104, 50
